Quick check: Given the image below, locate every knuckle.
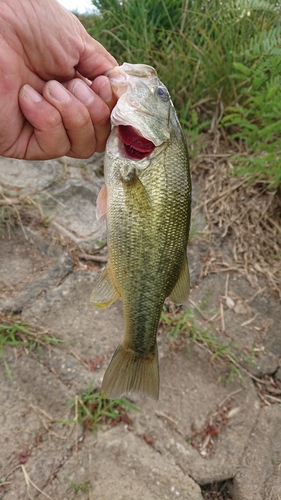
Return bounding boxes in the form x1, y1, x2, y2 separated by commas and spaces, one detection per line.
78, 148, 96, 159
54, 141, 70, 158
95, 142, 107, 153
94, 107, 111, 128
70, 106, 90, 128
71, 138, 97, 159
44, 108, 62, 130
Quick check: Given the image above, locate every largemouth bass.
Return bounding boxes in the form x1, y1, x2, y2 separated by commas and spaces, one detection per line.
91, 63, 191, 400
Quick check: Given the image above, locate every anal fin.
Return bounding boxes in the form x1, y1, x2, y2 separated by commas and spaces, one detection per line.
169, 254, 190, 306
90, 265, 120, 309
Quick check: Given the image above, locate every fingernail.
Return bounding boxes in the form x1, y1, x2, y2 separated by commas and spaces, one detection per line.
48, 81, 70, 102
22, 85, 42, 102
98, 80, 112, 103
72, 80, 94, 105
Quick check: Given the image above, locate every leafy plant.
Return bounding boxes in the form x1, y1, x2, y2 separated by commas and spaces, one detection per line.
0, 319, 65, 381
67, 381, 140, 433
0, 203, 20, 234
162, 306, 233, 355
160, 304, 245, 382
65, 478, 91, 495
222, 56, 281, 186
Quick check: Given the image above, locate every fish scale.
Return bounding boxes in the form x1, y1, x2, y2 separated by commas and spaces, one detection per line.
91, 63, 191, 399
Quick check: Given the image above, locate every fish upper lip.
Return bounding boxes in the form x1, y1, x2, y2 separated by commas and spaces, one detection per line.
105, 63, 156, 79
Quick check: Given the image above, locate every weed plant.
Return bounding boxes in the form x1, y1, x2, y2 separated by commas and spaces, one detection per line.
65, 479, 91, 495
161, 305, 245, 382
222, 57, 281, 186
0, 320, 65, 381
67, 381, 140, 432
78, 0, 281, 186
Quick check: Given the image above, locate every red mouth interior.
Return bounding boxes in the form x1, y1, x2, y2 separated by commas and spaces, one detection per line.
119, 125, 155, 160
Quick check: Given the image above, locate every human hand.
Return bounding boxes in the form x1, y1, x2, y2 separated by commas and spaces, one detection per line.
0, 0, 117, 160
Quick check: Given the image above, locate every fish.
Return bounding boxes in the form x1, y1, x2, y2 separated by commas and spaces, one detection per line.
90, 63, 191, 400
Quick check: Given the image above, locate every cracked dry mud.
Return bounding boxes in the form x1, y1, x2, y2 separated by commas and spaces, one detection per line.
0, 155, 280, 500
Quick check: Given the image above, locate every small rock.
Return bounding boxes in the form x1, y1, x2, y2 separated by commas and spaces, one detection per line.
226, 296, 235, 308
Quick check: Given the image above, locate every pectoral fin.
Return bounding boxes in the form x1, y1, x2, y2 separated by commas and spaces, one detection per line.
169, 254, 190, 306
90, 265, 120, 308
96, 184, 108, 221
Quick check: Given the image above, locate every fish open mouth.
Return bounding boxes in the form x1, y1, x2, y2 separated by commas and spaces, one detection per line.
118, 125, 155, 160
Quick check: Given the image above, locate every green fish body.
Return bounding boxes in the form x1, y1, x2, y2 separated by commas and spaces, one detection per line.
91, 63, 191, 399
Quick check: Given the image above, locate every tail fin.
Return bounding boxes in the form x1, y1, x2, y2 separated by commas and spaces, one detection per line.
101, 344, 159, 400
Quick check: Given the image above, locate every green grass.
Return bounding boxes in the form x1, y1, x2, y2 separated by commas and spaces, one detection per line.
0, 203, 20, 235
77, 0, 281, 186
160, 304, 245, 382
0, 320, 65, 381
161, 305, 233, 359
66, 381, 140, 433
222, 56, 281, 187
65, 478, 91, 495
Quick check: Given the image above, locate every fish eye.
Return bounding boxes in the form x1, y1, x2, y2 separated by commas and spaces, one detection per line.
156, 86, 169, 101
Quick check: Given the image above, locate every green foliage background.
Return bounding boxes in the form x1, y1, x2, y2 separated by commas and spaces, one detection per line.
78, 0, 281, 186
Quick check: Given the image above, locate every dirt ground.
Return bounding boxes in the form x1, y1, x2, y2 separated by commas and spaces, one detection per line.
0, 152, 280, 500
